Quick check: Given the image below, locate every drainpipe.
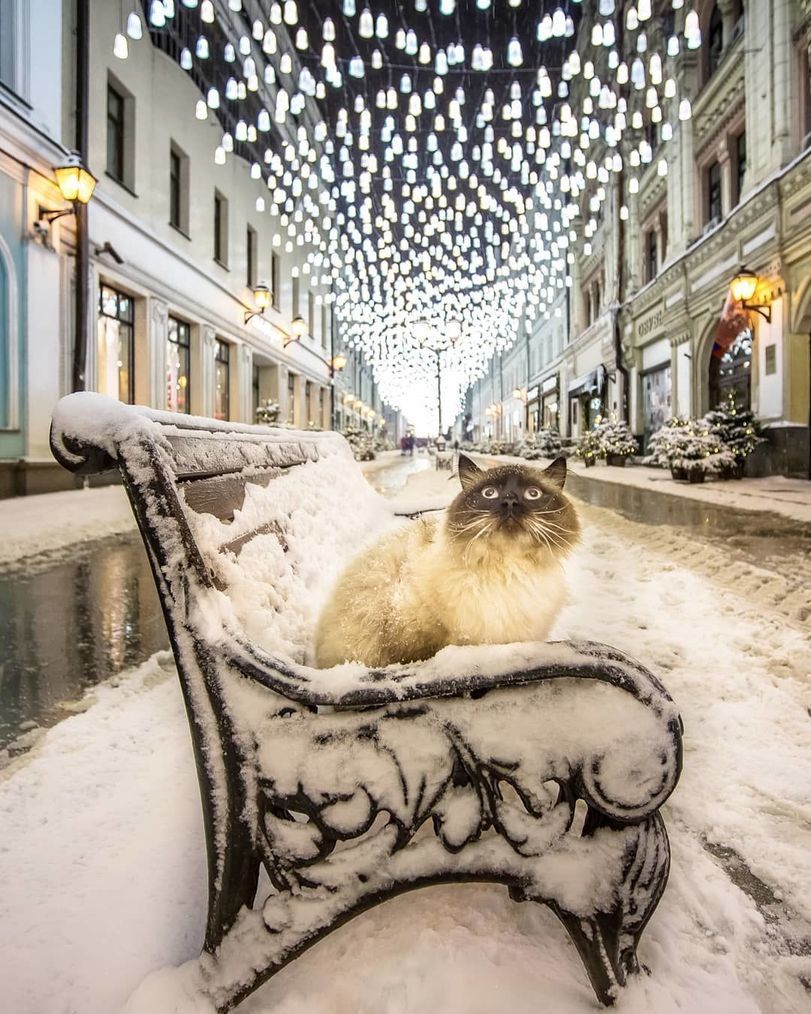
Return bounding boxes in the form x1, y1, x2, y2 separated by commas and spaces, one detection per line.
71, 0, 90, 392
614, 174, 630, 423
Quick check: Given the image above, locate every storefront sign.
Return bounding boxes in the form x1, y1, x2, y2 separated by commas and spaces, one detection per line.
636, 303, 664, 341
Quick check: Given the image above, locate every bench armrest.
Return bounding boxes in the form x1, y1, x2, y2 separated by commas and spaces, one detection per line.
221, 635, 681, 728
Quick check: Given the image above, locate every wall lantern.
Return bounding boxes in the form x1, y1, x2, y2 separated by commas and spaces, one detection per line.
289, 314, 309, 337
512, 387, 528, 402
729, 267, 771, 322
330, 353, 347, 372
244, 282, 272, 324
38, 151, 97, 226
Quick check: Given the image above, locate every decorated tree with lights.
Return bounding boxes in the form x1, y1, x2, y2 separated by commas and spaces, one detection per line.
592, 420, 638, 461
646, 418, 735, 481
517, 428, 563, 460
255, 400, 280, 426
703, 395, 765, 476
575, 429, 602, 467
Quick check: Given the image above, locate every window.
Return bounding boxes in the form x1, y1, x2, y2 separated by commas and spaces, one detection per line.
97, 284, 134, 404
707, 4, 724, 79
292, 273, 300, 317
169, 143, 189, 234
214, 339, 230, 420
271, 251, 280, 309
644, 229, 658, 283
166, 317, 190, 413
0, 0, 18, 92
246, 225, 257, 287
214, 191, 229, 267
308, 290, 315, 338
706, 161, 722, 224
107, 84, 126, 183
733, 131, 747, 206
287, 371, 296, 424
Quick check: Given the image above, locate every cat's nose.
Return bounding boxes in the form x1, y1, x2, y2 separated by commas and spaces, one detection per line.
501, 493, 518, 512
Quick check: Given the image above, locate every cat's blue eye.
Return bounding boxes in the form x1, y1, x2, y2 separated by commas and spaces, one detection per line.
481, 486, 499, 499
524, 487, 542, 500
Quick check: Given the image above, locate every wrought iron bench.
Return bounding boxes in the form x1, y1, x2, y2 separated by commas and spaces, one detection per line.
51, 393, 682, 1012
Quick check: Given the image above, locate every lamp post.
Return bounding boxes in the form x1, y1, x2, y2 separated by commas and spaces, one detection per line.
417, 324, 458, 439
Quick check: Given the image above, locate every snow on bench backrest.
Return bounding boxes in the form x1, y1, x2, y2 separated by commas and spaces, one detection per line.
51, 393, 398, 664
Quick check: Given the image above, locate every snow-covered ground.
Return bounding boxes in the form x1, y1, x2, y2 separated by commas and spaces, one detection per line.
1, 462, 810, 1013
0, 483, 135, 568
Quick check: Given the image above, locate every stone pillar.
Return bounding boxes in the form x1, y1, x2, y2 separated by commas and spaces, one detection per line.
293, 373, 306, 428
199, 325, 216, 418
278, 364, 291, 423
236, 343, 253, 423
149, 298, 168, 410
718, 136, 732, 218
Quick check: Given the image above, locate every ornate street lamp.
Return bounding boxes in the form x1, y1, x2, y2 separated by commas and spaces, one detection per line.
38, 151, 96, 225
244, 283, 272, 324
729, 267, 771, 322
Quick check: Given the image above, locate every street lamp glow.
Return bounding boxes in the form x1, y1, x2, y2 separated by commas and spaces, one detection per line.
252, 283, 272, 311
729, 269, 758, 303
290, 314, 308, 337
53, 153, 97, 205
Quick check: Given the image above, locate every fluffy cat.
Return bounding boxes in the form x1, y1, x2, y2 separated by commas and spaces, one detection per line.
314, 454, 580, 668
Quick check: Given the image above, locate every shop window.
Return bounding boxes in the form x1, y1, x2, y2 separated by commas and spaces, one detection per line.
706, 160, 722, 226
246, 225, 257, 287
214, 339, 230, 420
169, 143, 189, 234
214, 191, 229, 268
166, 317, 190, 413
642, 364, 672, 438
733, 131, 747, 206
287, 371, 296, 424
709, 329, 752, 409
271, 251, 280, 309
97, 284, 135, 404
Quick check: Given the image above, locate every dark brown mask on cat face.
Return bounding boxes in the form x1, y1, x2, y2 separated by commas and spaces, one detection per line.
446, 454, 580, 558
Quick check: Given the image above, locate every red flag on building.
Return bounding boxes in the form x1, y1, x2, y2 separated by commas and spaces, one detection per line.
714, 289, 750, 358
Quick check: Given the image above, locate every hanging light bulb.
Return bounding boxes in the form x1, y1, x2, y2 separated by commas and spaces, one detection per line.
376, 13, 388, 37
200, 0, 214, 20
149, 1, 166, 27
343, 0, 356, 15
359, 8, 373, 37
195, 35, 209, 59
113, 33, 128, 59
195, 99, 207, 119
507, 37, 523, 67
179, 47, 192, 69
638, 0, 652, 20
163, 0, 175, 15
295, 26, 308, 49
678, 98, 692, 121
214, 146, 226, 165
206, 87, 220, 108
283, 0, 298, 25
126, 11, 143, 39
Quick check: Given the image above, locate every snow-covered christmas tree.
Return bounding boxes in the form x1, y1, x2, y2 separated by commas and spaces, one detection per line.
593, 419, 638, 461
516, 428, 563, 460
575, 428, 602, 466
703, 395, 765, 476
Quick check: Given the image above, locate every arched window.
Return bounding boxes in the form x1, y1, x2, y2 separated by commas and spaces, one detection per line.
707, 4, 724, 78
709, 329, 752, 409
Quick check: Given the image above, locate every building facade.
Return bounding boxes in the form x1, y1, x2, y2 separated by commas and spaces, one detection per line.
466, 0, 811, 478
0, 0, 401, 497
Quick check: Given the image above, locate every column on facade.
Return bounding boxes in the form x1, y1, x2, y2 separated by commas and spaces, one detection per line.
196, 325, 216, 418
277, 364, 290, 422
292, 372, 306, 428
321, 384, 332, 429
148, 297, 168, 411
718, 135, 732, 218
236, 344, 253, 423
671, 334, 692, 419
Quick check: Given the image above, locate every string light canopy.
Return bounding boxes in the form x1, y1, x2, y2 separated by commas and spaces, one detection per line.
122, 0, 702, 433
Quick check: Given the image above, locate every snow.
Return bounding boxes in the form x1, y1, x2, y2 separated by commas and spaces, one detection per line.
0, 484, 136, 568
2, 452, 811, 1014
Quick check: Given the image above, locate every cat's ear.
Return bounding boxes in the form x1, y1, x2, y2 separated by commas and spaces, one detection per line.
543, 456, 568, 490
458, 453, 483, 491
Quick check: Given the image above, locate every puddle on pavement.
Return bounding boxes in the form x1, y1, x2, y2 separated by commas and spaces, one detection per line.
0, 534, 167, 750
365, 453, 432, 496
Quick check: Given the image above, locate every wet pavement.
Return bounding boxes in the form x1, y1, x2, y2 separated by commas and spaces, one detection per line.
0, 535, 166, 749
363, 452, 432, 495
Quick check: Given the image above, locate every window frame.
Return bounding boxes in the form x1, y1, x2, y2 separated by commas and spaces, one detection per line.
213, 338, 231, 420
706, 160, 722, 225
166, 315, 191, 413
97, 283, 135, 404
246, 224, 257, 288
214, 190, 229, 268
107, 83, 126, 184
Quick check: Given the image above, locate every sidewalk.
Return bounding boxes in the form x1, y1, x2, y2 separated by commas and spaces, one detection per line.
0, 485, 135, 568
469, 453, 811, 525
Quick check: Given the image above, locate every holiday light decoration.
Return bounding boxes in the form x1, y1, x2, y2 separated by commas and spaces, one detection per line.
116, 1, 701, 433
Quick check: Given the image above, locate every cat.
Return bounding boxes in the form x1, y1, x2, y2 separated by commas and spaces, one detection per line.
314, 454, 580, 668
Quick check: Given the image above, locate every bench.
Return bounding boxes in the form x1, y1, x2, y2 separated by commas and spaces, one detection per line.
51, 393, 682, 1011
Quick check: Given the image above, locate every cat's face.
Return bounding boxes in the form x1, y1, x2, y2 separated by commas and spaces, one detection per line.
446, 454, 580, 558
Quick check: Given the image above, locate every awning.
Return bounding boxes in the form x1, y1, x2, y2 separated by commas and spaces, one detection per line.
567, 364, 607, 397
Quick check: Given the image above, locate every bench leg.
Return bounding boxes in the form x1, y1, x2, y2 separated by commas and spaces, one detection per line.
538, 814, 670, 1006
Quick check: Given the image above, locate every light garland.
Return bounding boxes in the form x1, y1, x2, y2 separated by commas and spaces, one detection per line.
116, 1, 701, 433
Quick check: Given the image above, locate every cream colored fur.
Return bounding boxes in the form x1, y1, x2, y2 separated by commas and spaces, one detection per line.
314, 513, 570, 669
